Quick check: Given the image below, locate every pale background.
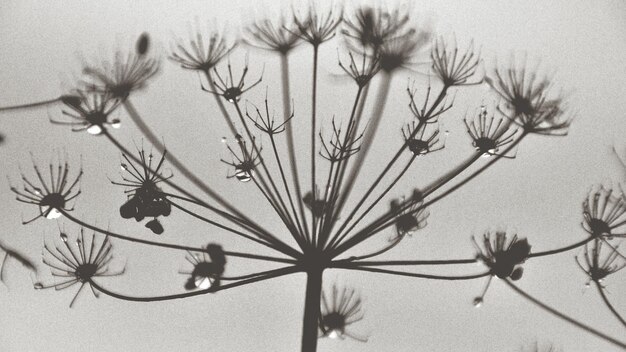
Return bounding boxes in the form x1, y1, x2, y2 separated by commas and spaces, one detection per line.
0, 0, 625, 351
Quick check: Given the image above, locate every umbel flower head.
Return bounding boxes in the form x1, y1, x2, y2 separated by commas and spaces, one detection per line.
486, 59, 569, 136
50, 90, 121, 135
112, 148, 172, 235
402, 122, 444, 156
342, 5, 414, 51
36, 229, 124, 308
243, 14, 301, 54
464, 105, 518, 158
181, 244, 226, 291
391, 189, 429, 240
292, 3, 342, 46
575, 240, 625, 286
473, 231, 531, 280
169, 23, 235, 72
319, 285, 367, 342
82, 33, 160, 100
9, 157, 82, 224
471, 231, 531, 307
431, 38, 483, 87
337, 51, 381, 87
220, 134, 261, 182
203, 57, 263, 103
582, 187, 626, 239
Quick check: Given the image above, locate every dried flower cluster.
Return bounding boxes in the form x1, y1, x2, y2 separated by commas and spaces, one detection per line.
0, 3, 624, 352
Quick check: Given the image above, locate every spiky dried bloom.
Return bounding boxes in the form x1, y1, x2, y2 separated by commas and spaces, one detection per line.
402, 122, 444, 156
390, 190, 429, 240
464, 106, 518, 158
337, 51, 381, 87
113, 148, 172, 234
170, 24, 235, 72
319, 118, 364, 163
220, 134, 261, 182
319, 285, 367, 342
576, 240, 625, 285
431, 38, 482, 87
203, 58, 263, 103
407, 84, 452, 123
378, 31, 430, 73
473, 231, 531, 280
36, 230, 124, 307
50, 91, 121, 135
293, 3, 343, 46
10, 158, 82, 224
244, 15, 300, 54
181, 244, 226, 290
246, 96, 293, 135
486, 60, 569, 135
82, 34, 160, 99
342, 5, 414, 51
582, 187, 626, 239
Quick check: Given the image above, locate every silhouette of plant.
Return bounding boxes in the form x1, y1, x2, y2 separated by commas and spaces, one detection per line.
0, 3, 624, 352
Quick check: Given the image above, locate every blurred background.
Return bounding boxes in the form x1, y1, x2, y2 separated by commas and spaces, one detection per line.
0, 0, 625, 351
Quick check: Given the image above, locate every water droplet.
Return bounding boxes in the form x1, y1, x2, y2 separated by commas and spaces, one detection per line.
221, 137, 227, 143
121, 163, 128, 171
76, 239, 82, 246
60, 233, 68, 242
87, 124, 103, 135
111, 119, 121, 129
584, 282, 591, 288
44, 207, 62, 219
473, 297, 483, 307
33, 282, 44, 290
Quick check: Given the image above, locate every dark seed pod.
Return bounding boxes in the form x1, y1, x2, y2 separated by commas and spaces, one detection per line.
136, 33, 150, 55
510, 267, 524, 281
145, 218, 164, 234
119, 197, 139, 219
60, 94, 83, 109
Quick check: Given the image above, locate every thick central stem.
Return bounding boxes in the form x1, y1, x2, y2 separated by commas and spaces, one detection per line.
301, 269, 323, 352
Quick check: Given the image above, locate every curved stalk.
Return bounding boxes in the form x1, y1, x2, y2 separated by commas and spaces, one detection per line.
89, 265, 299, 302
595, 281, 626, 328
504, 279, 626, 349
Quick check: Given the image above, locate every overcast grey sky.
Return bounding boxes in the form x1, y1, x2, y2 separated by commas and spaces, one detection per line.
0, 0, 625, 351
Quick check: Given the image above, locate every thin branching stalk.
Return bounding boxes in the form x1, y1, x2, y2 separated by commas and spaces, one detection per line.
333, 263, 491, 280
103, 130, 301, 259
529, 237, 595, 258
317, 85, 365, 246
122, 100, 256, 225
310, 45, 320, 245
279, 53, 310, 241
331, 133, 526, 258
0, 96, 64, 112
330, 73, 393, 224
269, 134, 309, 244
89, 265, 300, 302
204, 72, 238, 136
168, 200, 289, 253
331, 85, 450, 242
232, 101, 308, 248
59, 209, 294, 264
595, 280, 626, 327
504, 279, 626, 349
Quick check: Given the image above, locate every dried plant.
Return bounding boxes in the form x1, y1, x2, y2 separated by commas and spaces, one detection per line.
0, 3, 624, 352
